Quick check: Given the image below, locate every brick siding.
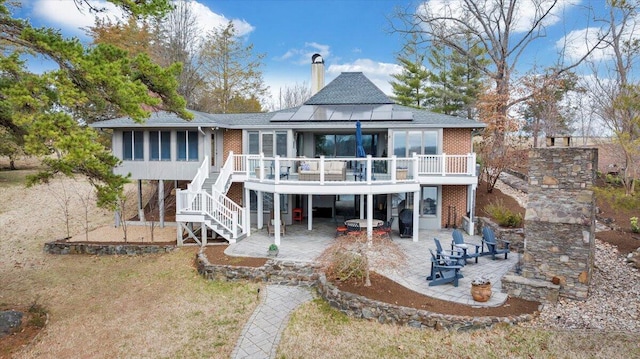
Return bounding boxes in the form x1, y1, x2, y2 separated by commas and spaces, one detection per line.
440, 185, 468, 228
443, 129, 472, 155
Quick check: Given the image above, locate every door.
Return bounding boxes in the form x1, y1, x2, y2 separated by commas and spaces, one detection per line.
210, 131, 223, 172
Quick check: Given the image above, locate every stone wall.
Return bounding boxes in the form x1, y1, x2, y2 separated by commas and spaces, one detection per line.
196, 253, 321, 287
316, 274, 536, 331
521, 148, 597, 300
196, 254, 537, 331
44, 241, 176, 255
501, 274, 560, 304
476, 218, 525, 254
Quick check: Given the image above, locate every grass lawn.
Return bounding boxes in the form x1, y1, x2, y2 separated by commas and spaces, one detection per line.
2, 159, 639, 358
277, 300, 639, 358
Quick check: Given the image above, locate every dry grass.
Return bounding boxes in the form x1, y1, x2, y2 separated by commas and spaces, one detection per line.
3, 158, 639, 358
0, 160, 260, 358
278, 300, 640, 359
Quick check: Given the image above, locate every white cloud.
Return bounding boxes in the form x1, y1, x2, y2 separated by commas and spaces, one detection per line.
327, 59, 402, 95
33, 0, 125, 35
419, 0, 577, 34
186, 1, 253, 36
275, 42, 331, 65
556, 26, 610, 62
31, 0, 253, 39
557, 11, 640, 63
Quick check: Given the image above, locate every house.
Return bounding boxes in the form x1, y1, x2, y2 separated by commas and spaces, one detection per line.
92, 55, 486, 246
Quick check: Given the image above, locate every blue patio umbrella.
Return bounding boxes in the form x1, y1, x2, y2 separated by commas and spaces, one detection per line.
355, 120, 366, 158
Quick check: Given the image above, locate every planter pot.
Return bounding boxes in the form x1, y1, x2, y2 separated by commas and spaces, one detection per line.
471, 283, 492, 302
267, 249, 279, 257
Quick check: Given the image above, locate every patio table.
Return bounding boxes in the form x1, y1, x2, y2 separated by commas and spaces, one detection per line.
345, 218, 384, 228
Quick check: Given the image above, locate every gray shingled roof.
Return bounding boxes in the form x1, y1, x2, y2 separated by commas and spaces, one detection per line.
304, 72, 394, 105
91, 72, 486, 130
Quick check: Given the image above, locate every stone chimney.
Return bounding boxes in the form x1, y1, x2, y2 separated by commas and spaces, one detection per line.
311, 53, 325, 95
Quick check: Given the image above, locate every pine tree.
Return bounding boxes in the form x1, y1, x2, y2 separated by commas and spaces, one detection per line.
425, 36, 486, 118
390, 34, 429, 108
199, 22, 268, 113
0, 0, 189, 209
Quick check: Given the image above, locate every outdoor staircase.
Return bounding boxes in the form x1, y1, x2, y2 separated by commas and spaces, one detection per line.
176, 154, 248, 245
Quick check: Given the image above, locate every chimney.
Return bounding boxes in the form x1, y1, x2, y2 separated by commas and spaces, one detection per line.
311, 53, 325, 95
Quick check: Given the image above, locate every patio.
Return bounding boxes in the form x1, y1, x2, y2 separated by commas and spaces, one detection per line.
225, 218, 518, 307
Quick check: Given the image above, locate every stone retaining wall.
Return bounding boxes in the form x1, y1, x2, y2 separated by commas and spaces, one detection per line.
44, 240, 176, 255
476, 218, 525, 254
196, 253, 321, 286
195, 254, 537, 331
315, 274, 536, 331
501, 274, 560, 304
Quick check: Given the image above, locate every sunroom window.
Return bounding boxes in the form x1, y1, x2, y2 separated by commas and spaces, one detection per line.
123, 131, 144, 160
149, 131, 171, 161
176, 130, 199, 161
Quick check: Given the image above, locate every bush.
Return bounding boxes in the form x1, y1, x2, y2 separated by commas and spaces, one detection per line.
483, 199, 523, 227
326, 250, 367, 283
631, 217, 639, 233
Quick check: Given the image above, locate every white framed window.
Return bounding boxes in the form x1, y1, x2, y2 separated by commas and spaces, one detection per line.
149, 131, 171, 161
176, 130, 199, 161
393, 130, 438, 157
123, 131, 144, 160
421, 187, 437, 216
247, 131, 288, 156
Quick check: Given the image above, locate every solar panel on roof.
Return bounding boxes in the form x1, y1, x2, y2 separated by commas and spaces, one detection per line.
391, 111, 414, 120
271, 112, 295, 121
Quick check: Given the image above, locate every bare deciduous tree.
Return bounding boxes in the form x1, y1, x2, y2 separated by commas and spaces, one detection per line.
274, 82, 312, 110
585, 0, 640, 195
394, 0, 603, 186
318, 232, 406, 287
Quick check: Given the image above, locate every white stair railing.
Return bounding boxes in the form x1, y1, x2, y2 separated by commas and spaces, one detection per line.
177, 153, 246, 240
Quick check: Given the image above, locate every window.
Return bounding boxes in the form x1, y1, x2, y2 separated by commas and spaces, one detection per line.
247, 131, 288, 156
314, 133, 378, 157
421, 187, 437, 215
149, 131, 171, 161
393, 130, 438, 157
262, 133, 273, 156
249, 191, 289, 213
123, 131, 144, 160
248, 132, 259, 154
176, 130, 199, 161
276, 132, 287, 156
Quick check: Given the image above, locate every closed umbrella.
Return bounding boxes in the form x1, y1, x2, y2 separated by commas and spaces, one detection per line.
356, 120, 366, 158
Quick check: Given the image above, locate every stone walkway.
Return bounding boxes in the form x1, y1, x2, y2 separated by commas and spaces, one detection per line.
231, 285, 314, 359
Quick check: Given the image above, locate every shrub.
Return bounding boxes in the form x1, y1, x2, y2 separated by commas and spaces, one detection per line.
483, 199, 523, 227
28, 300, 48, 328
268, 244, 278, 251
631, 217, 639, 233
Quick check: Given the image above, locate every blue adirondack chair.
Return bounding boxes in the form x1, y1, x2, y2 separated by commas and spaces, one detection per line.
434, 237, 466, 266
451, 229, 481, 264
481, 227, 510, 260
426, 249, 463, 287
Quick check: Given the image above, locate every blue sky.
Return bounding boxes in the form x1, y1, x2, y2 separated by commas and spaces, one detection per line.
12, 0, 615, 103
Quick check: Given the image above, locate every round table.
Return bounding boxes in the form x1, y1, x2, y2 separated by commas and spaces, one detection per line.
344, 218, 384, 228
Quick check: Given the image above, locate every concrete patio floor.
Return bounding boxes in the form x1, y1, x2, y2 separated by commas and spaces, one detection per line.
225, 218, 518, 307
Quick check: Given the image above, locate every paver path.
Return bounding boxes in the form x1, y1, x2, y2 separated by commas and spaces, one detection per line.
231, 285, 314, 359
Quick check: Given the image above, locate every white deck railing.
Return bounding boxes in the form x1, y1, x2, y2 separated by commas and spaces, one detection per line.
238, 153, 477, 183
176, 153, 246, 239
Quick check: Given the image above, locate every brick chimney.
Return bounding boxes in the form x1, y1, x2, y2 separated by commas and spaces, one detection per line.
311, 53, 325, 95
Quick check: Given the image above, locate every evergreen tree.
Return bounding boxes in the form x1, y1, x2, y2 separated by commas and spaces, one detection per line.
0, 0, 189, 209
199, 22, 268, 113
425, 36, 486, 118
390, 34, 429, 108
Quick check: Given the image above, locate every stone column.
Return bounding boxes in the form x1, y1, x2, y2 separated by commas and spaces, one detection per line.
522, 148, 597, 300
